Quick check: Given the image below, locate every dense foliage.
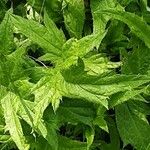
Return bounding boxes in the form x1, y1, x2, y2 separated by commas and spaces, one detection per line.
0, 0, 150, 149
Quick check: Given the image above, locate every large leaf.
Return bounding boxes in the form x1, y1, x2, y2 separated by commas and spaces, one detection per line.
116, 103, 150, 150
98, 9, 150, 49
91, 0, 121, 34
60, 59, 150, 108
121, 43, 150, 74
18, 100, 58, 150
0, 40, 33, 87
57, 98, 95, 126
10, 13, 64, 57
1, 92, 30, 150
33, 82, 61, 127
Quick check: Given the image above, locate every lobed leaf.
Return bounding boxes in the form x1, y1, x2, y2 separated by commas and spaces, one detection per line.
10, 13, 64, 58
1, 92, 30, 150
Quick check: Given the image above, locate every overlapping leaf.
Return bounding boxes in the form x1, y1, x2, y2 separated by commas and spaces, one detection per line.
97, 8, 150, 49
10, 13, 65, 58
116, 104, 150, 150
1, 92, 30, 150
0, 1, 150, 150
63, 0, 85, 38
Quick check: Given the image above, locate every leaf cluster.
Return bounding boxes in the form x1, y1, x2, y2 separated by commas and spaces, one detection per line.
0, 0, 150, 150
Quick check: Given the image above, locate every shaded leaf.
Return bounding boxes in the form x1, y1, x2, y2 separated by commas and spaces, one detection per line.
116, 103, 150, 150
99, 9, 150, 49
58, 135, 87, 150
0, 11, 14, 55
63, 0, 85, 38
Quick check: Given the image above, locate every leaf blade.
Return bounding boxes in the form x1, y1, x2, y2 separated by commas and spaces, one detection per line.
1, 92, 30, 150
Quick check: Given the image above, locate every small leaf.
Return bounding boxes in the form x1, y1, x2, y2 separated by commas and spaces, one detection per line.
0, 11, 15, 55
85, 126, 95, 149
63, 0, 85, 38
94, 105, 108, 132
100, 117, 120, 150
58, 135, 87, 150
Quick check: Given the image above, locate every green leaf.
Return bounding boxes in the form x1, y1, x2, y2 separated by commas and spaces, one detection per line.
121, 44, 150, 74
0, 40, 32, 87
85, 126, 95, 149
40, 33, 106, 68
110, 88, 148, 107
33, 83, 61, 127
1, 92, 30, 150
18, 100, 58, 150
63, 0, 85, 38
77, 33, 107, 55
58, 135, 87, 150
99, 9, 150, 49
83, 53, 121, 75
94, 105, 108, 132
58, 101, 95, 126
0, 11, 14, 55
27, 0, 63, 23
91, 0, 121, 34
33, 84, 53, 126
61, 33, 107, 69
61, 63, 150, 108
10, 14, 64, 57
100, 117, 120, 150
44, 10, 66, 45
59, 77, 109, 108
8, 40, 32, 81
116, 103, 150, 150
